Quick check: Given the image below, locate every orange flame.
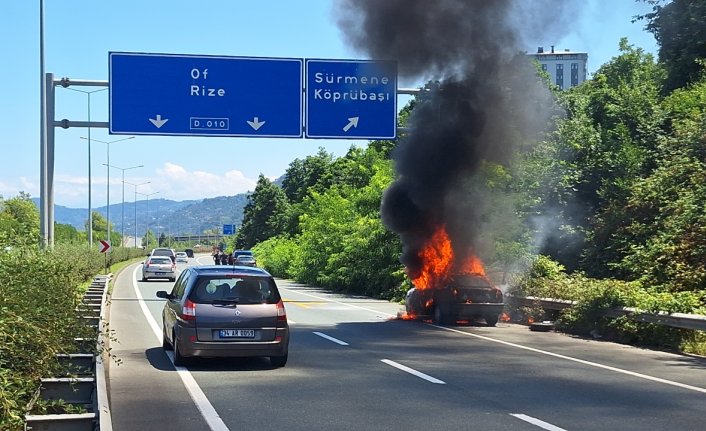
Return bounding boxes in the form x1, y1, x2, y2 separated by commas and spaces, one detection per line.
398, 311, 417, 320
458, 254, 487, 277
412, 225, 488, 290
412, 227, 453, 290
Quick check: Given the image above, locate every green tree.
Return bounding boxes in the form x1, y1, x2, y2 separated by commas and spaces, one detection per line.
638, 0, 706, 92
143, 229, 157, 250
288, 160, 404, 299
0, 193, 40, 248
54, 222, 82, 244
281, 148, 335, 204
612, 76, 706, 291
531, 39, 665, 276
234, 175, 290, 249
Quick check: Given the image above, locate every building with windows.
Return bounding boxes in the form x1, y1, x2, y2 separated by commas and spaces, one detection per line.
527, 46, 588, 90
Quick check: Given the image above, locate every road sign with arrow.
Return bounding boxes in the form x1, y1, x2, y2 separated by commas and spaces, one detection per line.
305, 59, 397, 139
109, 52, 303, 138
98, 240, 111, 253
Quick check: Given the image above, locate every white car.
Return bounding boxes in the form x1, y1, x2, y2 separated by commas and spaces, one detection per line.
142, 256, 176, 282
175, 252, 188, 263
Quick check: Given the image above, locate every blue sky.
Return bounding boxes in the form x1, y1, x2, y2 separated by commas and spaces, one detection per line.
0, 1, 658, 209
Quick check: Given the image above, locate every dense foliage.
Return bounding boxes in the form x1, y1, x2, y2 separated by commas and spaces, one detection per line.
4, 2, 706, 425
234, 7, 706, 347
638, 0, 706, 92
0, 194, 143, 429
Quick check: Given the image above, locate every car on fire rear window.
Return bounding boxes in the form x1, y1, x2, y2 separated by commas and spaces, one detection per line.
405, 274, 505, 326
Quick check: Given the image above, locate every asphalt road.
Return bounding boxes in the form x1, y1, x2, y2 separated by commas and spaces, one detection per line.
107, 255, 706, 430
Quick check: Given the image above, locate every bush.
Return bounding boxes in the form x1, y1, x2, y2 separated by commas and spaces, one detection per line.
511, 255, 706, 353
0, 243, 140, 430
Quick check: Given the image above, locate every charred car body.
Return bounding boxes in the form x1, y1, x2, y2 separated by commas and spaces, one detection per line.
405, 274, 504, 326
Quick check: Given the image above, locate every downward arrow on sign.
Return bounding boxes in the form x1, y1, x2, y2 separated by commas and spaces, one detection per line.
247, 117, 266, 130
149, 114, 169, 128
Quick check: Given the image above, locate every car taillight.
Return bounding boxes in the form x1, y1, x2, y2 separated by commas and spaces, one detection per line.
180, 299, 196, 321
276, 300, 287, 322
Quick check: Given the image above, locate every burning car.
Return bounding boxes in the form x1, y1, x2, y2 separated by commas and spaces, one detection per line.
405, 274, 505, 326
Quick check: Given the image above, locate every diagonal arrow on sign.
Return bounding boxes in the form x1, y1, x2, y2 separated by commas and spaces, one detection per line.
98, 240, 111, 253
342, 117, 359, 132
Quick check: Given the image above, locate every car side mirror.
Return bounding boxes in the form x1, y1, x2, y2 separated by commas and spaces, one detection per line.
156, 291, 172, 299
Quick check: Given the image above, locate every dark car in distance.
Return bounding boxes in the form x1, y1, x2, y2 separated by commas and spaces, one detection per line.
150, 247, 176, 263
156, 265, 289, 367
405, 274, 505, 326
234, 255, 257, 267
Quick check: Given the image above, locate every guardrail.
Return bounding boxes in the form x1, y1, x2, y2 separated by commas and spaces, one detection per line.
24, 274, 113, 431
95, 274, 113, 431
507, 295, 706, 331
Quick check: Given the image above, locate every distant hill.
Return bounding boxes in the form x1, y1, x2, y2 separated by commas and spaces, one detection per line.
32, 194, 249, 236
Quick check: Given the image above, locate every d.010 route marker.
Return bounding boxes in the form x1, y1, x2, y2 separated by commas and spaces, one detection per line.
109, 52, 303, 138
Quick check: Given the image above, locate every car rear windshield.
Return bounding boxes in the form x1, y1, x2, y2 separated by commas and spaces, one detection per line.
189, 276, 280, 305
451, 274, 492, 288
149, 257, 172, 265
152, 249, 174, 256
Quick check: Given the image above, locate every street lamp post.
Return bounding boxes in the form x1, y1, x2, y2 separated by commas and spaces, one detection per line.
137, 191, 159, 250
125, 181, 150, 248
68, 87, 107, 247
80, 136, 134, 245
104, 163, 143, 246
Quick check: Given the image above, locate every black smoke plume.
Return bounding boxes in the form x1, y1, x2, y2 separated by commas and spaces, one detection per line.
335, 0, 571, 280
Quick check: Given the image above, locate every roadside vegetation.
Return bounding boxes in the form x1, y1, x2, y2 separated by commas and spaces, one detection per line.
232, 1, 706, 354
2, 1, 706, 428
0, 195, 144, 430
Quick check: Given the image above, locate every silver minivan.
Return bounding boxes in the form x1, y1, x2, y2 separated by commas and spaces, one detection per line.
156, 266, 289, 367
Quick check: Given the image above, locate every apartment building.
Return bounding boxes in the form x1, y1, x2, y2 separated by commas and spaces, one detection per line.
527, 46, 588, 90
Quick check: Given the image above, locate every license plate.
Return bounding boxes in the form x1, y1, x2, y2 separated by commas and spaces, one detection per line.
156, 272, 166, 275
219, 329, 255, 338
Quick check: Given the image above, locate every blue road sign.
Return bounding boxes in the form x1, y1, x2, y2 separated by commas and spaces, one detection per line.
223, 224, 235, 235
305, 59, 397, 140
109, 52, 303, 137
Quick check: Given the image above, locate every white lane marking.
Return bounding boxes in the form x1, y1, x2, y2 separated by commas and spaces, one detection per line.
313, 331, 349, 346
131, 266, 229, 431
511, 414, 567, 431
381, 359, 445, 384
196, 255, 213, 265
434, 324, 706, 394
279, 285, 397, 318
